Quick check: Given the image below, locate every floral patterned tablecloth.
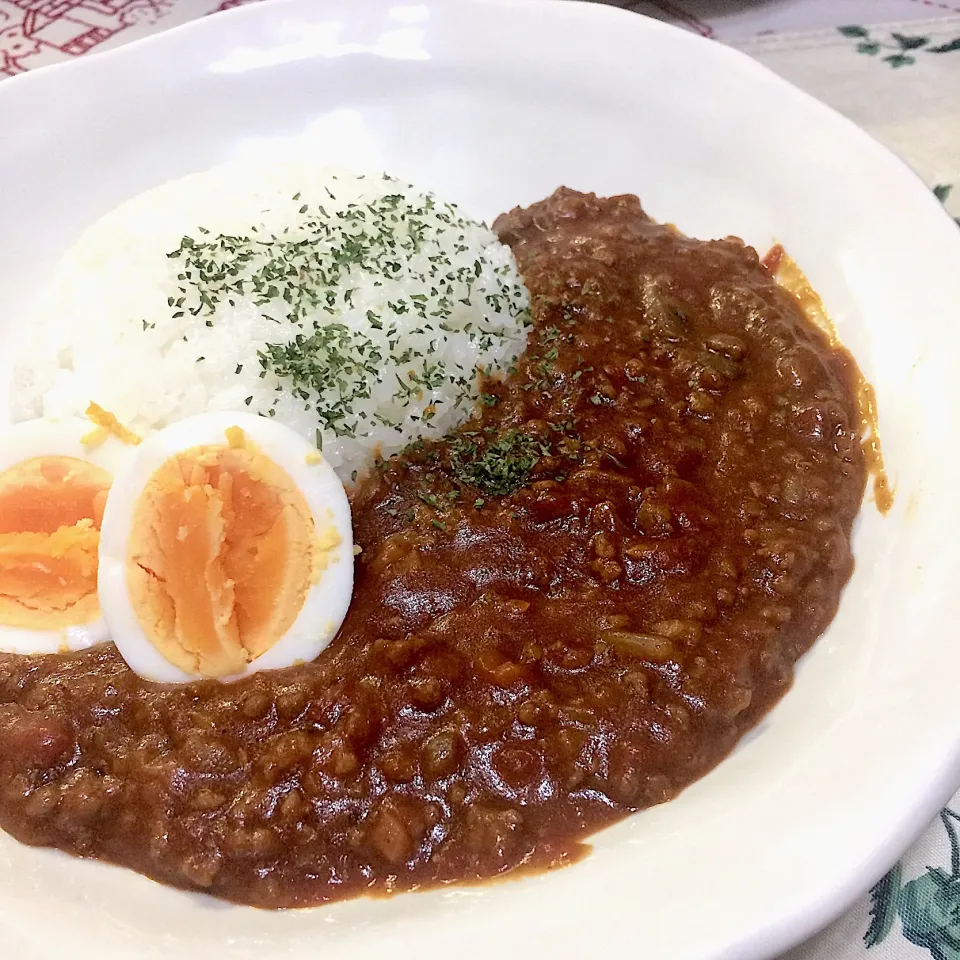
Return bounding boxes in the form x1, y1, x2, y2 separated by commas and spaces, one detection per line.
2, 0, 959, 956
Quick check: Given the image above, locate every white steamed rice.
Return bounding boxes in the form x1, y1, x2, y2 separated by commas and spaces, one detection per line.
12, 158, 530, 483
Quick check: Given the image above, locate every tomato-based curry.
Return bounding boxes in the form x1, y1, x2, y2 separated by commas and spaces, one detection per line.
0, 189, 867, 907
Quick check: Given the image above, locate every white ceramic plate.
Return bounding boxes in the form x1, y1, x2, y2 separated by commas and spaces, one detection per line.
2, 1, 960, 958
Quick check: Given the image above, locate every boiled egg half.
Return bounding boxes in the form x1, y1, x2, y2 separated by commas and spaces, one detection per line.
98, 412, 354, 683
0, 416, 137, 653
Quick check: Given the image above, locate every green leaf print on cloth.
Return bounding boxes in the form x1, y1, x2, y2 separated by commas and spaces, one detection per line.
934, 184, 960, 228
901, 868, 960, 959
866, 809, 960, 958
866, 861, 903, 947
838, 26, 960, 67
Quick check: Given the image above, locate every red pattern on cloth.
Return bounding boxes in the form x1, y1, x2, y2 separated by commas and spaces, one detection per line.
0, 0, 173, 76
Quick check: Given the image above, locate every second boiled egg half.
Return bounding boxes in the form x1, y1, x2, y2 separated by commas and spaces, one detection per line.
0, 416, 136, 653
97, 412, 354, 683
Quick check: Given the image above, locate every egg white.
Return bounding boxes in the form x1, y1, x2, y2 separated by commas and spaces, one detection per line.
97, 412, 355, 683
0, 417, 137, 654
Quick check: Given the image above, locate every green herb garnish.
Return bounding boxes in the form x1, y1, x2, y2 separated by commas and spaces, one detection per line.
160, 179, 530, 445
449, 430, 548, 497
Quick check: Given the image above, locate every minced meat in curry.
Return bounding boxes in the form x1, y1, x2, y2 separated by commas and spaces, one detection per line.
0, 189, 868, 907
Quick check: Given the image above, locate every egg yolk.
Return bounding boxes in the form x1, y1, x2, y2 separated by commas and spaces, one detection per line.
0, 456, 110, 629
126, 440, 317, 677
